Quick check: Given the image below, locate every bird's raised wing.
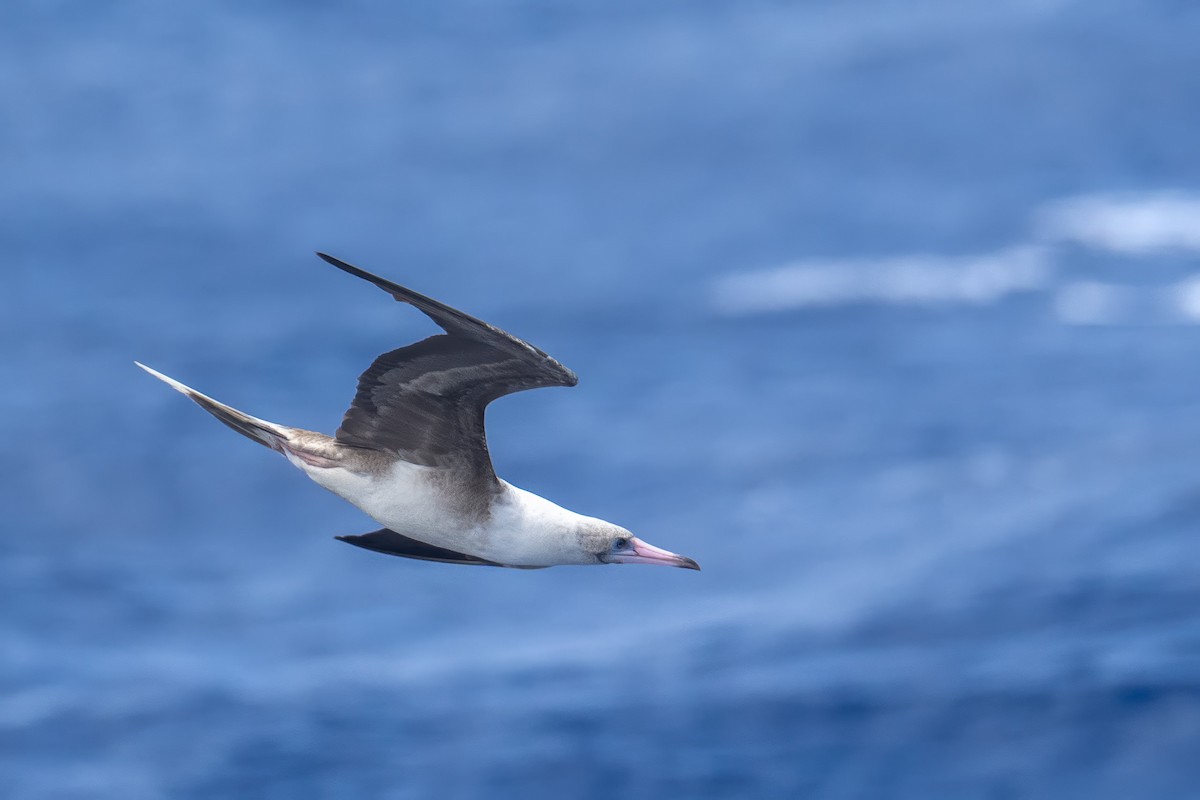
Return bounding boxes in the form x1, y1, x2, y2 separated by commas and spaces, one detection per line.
317, 253, 577, 483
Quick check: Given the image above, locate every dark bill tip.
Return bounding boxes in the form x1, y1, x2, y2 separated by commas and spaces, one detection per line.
607, 537, 700, 571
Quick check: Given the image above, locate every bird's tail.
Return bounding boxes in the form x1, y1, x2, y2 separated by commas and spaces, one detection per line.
135, 362, 292, 452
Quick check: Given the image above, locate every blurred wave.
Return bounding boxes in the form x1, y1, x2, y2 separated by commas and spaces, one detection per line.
716, 190, 1200, 327
711, 246, 1050, 313
1038, 191, 1200, 254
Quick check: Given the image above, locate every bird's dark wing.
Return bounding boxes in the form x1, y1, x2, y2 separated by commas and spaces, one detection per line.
319, 254, 578, 482
336, 529, 505, 566
317, 252, 578, 376
336, 528, 549, 569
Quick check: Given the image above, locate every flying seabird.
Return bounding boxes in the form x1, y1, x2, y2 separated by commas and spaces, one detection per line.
136, 253, 699, 571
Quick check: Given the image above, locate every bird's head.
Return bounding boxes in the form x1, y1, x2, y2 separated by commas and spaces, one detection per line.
575, 520, 700, 570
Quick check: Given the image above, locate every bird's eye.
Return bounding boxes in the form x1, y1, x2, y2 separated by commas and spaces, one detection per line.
612, 538, 630, 553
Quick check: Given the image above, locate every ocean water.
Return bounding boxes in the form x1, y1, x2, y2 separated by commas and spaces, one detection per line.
4, 1, 1200, 797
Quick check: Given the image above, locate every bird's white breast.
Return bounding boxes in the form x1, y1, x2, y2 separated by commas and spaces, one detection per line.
293, 455, 589, 566
479, 482, 593, 565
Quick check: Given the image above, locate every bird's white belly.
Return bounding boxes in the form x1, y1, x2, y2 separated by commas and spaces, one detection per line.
296, 457, 466, 543
292, 455, 591, 565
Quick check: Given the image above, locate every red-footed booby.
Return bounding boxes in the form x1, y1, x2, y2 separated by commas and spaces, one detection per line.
137, 253, 699, 572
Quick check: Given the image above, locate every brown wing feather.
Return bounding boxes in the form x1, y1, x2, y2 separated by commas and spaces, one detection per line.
322, 255, 578, 482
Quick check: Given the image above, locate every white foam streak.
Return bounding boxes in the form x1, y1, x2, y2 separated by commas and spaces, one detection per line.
713, 246, 1050, 315
1054, 274, 1200, 325
1170, 274, 1200, 321
713, 189, 1200, 319
1037, 191, 1200, 254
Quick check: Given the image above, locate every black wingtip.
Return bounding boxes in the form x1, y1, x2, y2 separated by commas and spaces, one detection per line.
316, 251, 361, 278
316, 251, 414, 301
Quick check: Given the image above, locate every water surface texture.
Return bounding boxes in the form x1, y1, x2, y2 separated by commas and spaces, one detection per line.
4, 2, 1200, 798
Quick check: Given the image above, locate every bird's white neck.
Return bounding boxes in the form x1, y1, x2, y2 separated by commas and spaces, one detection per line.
476, 481, 597, 567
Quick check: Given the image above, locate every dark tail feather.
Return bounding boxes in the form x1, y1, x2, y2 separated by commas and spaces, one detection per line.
188, 392, 282, 450
135, 362, 288, 451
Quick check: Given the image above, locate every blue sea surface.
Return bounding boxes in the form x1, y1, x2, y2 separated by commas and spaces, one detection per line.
4, 1, 1200, 797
